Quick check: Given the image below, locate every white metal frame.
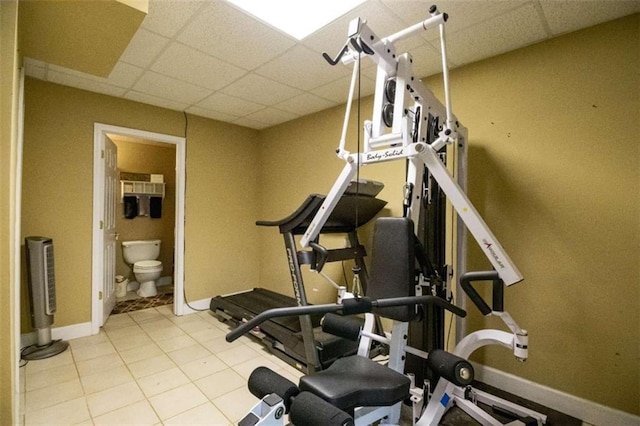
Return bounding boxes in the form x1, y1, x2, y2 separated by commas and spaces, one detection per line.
418, 308, 544, 425
91, 124, 187, 334
300, 8, 522, 286
298, 6, 534, 425
240, 6, 543, 426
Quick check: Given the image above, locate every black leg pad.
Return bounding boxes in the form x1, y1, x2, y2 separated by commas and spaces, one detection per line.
248, 367, 299, 413
290, 392, 354, 426
321, 313, 363, 341
427, 349, 474, 386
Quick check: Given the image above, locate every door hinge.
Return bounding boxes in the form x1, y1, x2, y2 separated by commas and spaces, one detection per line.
99, 291, 103, 300
100, 220, 104, 230
101, 150, 105, 159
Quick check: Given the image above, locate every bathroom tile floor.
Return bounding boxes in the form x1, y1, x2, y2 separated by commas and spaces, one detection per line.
21, 306, 303, 425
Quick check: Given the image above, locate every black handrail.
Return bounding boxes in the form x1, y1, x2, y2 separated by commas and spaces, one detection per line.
459, 271, 504, 316
226, 295, 465, 342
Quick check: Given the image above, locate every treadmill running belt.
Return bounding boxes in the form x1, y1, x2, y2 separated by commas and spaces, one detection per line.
214, 288, 322, 332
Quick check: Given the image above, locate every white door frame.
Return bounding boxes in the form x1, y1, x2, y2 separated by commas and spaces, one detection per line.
13, 67, 25, 424
92, 123, 186, 334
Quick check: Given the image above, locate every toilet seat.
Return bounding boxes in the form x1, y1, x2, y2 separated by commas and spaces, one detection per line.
133, 260, 162, 271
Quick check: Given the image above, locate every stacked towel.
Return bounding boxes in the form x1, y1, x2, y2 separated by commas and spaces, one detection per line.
123, 196, 138, 219
150, 196, 162, 218
138, 195, 150, 216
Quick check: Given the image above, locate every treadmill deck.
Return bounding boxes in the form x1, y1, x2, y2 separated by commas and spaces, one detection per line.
210, 288, 358, 372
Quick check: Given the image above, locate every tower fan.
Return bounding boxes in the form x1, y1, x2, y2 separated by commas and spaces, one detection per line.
22, 236, 68, 360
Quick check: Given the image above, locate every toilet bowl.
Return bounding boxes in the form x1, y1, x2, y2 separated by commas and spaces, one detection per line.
133, 260, 163, 297
121, 240, 163, 298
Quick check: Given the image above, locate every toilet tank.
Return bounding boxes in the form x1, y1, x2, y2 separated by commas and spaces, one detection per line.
121, 240, 161, 264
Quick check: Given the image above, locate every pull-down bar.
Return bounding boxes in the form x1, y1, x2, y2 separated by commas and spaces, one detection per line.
226, 294, 466, 343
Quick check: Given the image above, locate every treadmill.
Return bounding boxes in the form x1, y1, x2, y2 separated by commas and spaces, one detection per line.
210, 180, 387, 374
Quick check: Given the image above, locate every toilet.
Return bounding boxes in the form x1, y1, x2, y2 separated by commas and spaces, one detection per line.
121, 240, 163, 297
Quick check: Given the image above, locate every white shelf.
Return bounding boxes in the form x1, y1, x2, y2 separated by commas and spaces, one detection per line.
121, 180, 165, 199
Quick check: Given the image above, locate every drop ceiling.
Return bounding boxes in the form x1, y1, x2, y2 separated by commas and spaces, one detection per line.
23, 0, 640, 130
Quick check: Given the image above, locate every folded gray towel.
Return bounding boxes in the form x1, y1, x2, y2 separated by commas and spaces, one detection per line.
138, 195, 150, 216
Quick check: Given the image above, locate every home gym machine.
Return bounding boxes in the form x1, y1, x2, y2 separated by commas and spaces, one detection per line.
231, 218, 545, 426
210, 182, 387, 374
232, 4, 547, 425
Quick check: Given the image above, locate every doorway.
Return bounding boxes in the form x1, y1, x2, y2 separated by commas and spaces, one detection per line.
92, 124, 186, 334
110, 135, 176, 313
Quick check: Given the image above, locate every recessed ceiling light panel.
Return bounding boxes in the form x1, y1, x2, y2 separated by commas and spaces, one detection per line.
227, 0, 367, 40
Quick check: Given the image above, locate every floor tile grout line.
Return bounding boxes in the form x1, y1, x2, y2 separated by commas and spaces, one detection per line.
133, 307, 236, 424
101, 307, 228, 423
25, 306, 294, 425
94, 310, 165, 423
66, 343, 94, 423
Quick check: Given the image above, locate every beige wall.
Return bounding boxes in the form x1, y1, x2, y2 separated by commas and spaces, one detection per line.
259, 15, 639, 415
0, 0, 20, 422
183, 114, 261, 301
433, 14, 639, 414
112, 139, 176, 279
21, 79, 261, 329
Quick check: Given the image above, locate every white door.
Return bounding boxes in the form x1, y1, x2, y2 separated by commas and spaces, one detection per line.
102, 137, 118, 325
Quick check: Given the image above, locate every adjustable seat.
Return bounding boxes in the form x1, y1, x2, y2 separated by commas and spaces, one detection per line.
298, 355, 410, 413
298, 217, 418, 416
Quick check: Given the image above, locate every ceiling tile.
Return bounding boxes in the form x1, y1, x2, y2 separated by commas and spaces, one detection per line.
177, 1, 296, 70
255, 45, 352, 91
311, 73, 376, 103
132, 71, 212, 105
359, 65, 380, 83
124, 90, 190, 111
221, 74, 302, 106
108, 62, 144, 88
443, 3, 548, 66
47, 70, 127, 98
141, 0, 207, 38
196, 92, 265, 117
275, 93, 338, 116
119, 29, 171, 69
540, 0, 640, 36
232, 117, 272, 130
392, 32, 432, 62
407, 41, 451, 79
186, 106, 240, 123
243, 107, 299, 126
151, 42, 247, 91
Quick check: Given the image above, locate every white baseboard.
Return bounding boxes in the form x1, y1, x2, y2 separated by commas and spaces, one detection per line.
181, 297, 210, 315
21, 322, 93, 348
472, 362, 640, 425
21, 300, 210, 348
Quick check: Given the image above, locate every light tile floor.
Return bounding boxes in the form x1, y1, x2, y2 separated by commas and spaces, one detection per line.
20, 306, 303, 425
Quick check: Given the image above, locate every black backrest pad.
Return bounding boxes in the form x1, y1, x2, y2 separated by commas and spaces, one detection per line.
368, 217, 416, 322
